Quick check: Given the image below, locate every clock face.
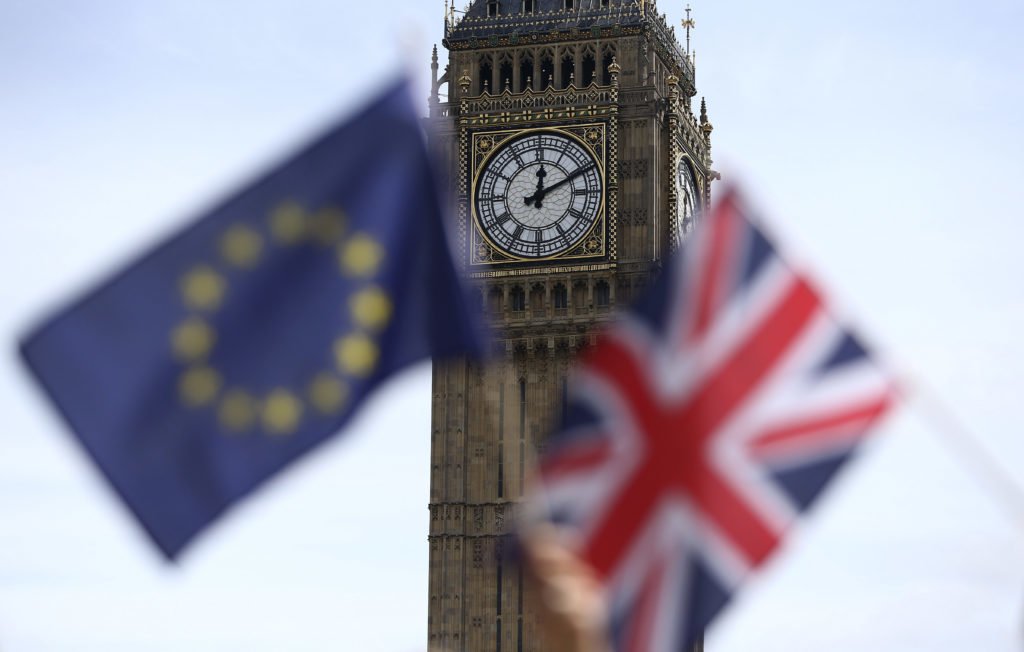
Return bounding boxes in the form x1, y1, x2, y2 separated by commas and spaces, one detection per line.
474, 131, 603, 260
676, 157, 699, 243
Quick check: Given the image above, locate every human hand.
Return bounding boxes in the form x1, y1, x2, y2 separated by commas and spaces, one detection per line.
520, 525, 612, 652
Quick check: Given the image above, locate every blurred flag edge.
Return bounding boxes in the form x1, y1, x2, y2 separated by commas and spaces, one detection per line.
19, 77, 487, 560
526, 186, 898, 652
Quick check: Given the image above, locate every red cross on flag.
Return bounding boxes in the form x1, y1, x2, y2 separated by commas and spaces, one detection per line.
528, 187, 898, 652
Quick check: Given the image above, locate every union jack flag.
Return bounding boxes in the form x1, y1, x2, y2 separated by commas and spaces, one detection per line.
530, 188, 897, 652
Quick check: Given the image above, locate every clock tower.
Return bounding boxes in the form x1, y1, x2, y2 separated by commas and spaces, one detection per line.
426, 2, 713, 650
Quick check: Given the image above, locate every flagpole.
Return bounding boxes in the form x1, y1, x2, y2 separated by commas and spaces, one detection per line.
898, 377, 1024, 529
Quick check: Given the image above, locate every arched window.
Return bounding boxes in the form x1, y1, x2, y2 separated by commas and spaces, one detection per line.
530, 284, 545, 316
601, 51, 615, 86
518, 54, 533, 92
572, 280, 588, 313
499, 58, 514, 93
479, 58, 493, 95
552, 283, 568, 312
510, 286, 526, 313
540, 54, 555, 90
560, 52, 575, 89
487, 286, 503, 315
595, 280, 610, 308
581, 50, 596, 86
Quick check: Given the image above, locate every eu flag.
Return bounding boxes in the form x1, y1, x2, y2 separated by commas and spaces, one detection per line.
20, 79, 485, 559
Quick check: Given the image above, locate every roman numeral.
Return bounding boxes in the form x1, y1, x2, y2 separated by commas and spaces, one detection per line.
555, 140, 571, 166
513, 225, 524, 241
555, 223, 572, 249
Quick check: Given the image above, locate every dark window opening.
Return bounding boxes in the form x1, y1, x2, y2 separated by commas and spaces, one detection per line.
540, 57, 555, 89
499, 61, 514, 92
560, 54, 574, 89
519, 56, 533, 92
565, 0, 574, 8
601, 52, 615, 85
497, 445, 505, 497
488, 1, 499, 17
510, 286, 526, 312
479, 60, 493, 94
497, 562, 504, 613
530, 284, 545, 315
523, 0, 535, 13
582, 52, 596, 86
601, 0, 610, 7
487, 286, 503, 315
572, 281, 588, 311
595, 280, 610, 307
552, 283, 568, 310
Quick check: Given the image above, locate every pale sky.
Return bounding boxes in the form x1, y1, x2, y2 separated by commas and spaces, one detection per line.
1, 1, 1023, 650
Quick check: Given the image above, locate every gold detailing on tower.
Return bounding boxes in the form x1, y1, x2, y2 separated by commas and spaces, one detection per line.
682, 4, 696, 55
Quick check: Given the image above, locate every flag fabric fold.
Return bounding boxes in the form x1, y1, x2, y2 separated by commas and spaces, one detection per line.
529, 188, 897, 652
21, 79, 485, 560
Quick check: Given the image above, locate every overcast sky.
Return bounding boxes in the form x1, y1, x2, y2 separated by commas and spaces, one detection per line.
1, 1, 1023, 650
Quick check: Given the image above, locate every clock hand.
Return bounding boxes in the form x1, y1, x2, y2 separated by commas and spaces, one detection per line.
524, 166, 547, 206
542, 164, 595, 194
524, 164, 595, 209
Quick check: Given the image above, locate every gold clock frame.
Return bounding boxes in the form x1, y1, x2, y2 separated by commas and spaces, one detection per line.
468, 124, 608, 267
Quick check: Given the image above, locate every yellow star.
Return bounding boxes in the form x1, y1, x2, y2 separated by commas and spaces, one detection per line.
308, 373, 349, 415
220, 224, 264, 268
262, 389, 303, 435
350, 286, 393, 331
180, 266, 226, 311
309, 208, 348, 246
179, 366, 222, 407
171, 317, 216, 361
339, 234, 384, 278
334, 333, 379, 377
218, 389, 257, 433
270, 201, 307, 244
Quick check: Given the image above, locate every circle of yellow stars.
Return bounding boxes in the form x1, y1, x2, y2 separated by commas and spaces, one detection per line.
173, 200, 391, 438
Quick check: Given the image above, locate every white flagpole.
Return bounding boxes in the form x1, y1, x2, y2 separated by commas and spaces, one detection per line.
899, 377, 1024, 529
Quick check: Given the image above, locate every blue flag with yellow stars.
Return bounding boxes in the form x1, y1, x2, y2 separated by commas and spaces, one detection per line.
20, 79, 486, 560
